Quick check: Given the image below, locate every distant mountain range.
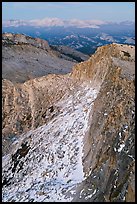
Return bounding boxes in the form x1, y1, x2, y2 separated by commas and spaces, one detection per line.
2, 18, 135, 55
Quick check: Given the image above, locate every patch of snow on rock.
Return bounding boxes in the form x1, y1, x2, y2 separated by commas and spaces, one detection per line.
117, 143, 125, 152
2, 84, 98, 202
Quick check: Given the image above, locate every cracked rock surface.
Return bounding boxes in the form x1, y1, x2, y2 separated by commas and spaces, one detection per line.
2, 43, 135, 202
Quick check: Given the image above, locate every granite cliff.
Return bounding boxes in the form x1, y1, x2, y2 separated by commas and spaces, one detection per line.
2, 43, 135, 202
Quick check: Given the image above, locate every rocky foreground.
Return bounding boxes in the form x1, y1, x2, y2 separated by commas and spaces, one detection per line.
2, 43, 135, 202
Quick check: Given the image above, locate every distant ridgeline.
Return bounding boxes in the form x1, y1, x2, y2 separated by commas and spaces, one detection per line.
2, 20, 135, 55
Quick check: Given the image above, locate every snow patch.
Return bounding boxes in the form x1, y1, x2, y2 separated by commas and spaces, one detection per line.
2, 84, 99, 202
85, 189, 97, 200
117, 143, 125, 152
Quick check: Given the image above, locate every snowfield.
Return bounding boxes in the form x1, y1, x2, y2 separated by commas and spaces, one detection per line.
2, 83, 99, 202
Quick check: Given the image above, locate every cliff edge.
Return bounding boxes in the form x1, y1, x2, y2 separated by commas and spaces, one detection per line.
2, 43, 135, 202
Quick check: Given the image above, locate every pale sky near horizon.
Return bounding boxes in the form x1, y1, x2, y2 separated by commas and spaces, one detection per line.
2, 2, 135, 22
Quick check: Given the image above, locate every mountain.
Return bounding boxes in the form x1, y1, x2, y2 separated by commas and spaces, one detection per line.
2, 43, 135, 202
2, 18, 107, 28
2, 18, 134, 29
2, 33, 89, 83
2, 19, 135, 55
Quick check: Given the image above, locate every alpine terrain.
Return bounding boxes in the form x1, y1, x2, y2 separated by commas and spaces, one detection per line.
2, 36, 135, 202
2, 33, 89, 83
3, 19, 135, 55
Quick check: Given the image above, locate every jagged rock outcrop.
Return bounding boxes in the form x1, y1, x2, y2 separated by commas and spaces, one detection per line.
2, 43, 135, 202
2, 33, 51, 51
72, 44, 135, 202
2, 33, 89, 83
2, 74, 76, 155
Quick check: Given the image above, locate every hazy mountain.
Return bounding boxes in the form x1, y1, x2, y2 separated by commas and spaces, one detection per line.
2, 18, 107, 28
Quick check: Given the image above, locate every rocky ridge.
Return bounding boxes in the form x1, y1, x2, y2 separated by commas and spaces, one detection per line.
2, 33, 89, 83
2, 43, 135, 202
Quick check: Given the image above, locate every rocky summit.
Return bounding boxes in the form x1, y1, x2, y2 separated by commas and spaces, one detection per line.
2, 41, 135, 202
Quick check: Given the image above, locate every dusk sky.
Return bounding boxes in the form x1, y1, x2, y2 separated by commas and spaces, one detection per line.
2, 2, 135, 22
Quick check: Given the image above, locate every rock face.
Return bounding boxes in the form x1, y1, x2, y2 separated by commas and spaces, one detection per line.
72, 44, 135, 202
2, 74, 77, 155
2, 43, 135, 202
2, 33, 89, 83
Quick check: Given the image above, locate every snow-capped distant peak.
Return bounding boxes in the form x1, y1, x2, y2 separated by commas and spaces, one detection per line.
2, 18, 106, 28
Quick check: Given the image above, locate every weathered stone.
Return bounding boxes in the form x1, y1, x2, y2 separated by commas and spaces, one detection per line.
2, 43, 135, 202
